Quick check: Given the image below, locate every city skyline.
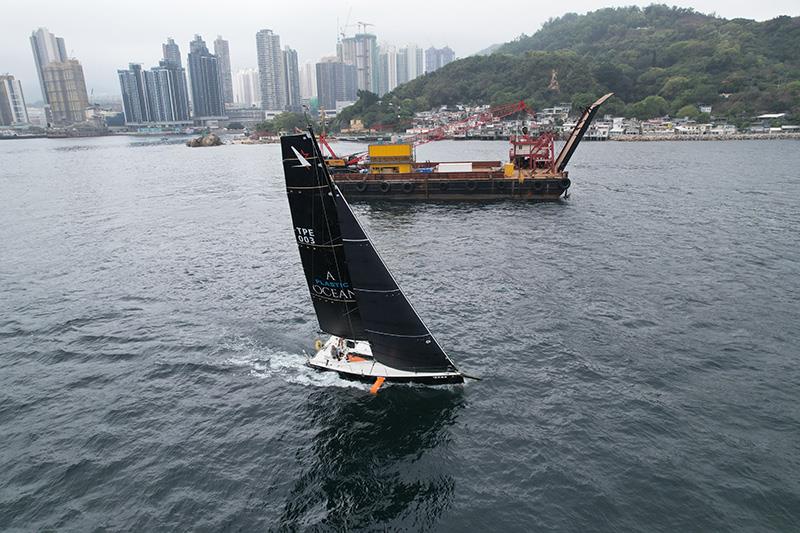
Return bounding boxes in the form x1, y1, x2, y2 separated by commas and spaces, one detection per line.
2, 0, 797, 101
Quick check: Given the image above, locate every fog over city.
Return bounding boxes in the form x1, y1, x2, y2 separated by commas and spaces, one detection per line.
1, 0, 798, 100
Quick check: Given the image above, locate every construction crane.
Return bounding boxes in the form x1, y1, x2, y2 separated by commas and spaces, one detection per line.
356, 21, 374, 34
337, 7, 354, 42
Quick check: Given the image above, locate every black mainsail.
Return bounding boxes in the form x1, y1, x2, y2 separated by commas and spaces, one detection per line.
281, 132, 365, 339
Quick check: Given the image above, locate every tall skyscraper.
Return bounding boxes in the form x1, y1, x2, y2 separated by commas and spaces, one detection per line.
233, 69, 261, 106
282, 47, 301, 112
30, 27, 67, 103
299, 62, 316, 100
404, 44, 424, 82
0, 74, 30, 125
396, 52, 408, 85
316, 58, 357, 111
425, 46, 455, 73
117, 63, 149, 124
118, 60, 190, 125
187, 35, 224, 118
30, 28, 90, 125
214, 36, 234, 105
256, 29, 285, 111
149, 61, 190, 122
42, 60, 89, 125
162, 38, 182, 67
339, 33, 379, 93
378, 45, 398, 96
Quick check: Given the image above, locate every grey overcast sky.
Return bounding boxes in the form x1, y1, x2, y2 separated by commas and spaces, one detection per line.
2, 0, 797, 101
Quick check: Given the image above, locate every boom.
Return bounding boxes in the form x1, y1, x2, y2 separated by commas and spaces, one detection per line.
553, 93, 614, 172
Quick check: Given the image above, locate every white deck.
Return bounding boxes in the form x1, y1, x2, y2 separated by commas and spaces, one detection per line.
308, 336, 462, 381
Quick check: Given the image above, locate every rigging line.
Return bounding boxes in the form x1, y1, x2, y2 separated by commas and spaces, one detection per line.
354, 287, 400, 293
364, 329, 430, 338
300, 242, 343, 249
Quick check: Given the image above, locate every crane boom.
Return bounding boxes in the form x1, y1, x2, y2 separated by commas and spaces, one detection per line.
553, 92, 614, 171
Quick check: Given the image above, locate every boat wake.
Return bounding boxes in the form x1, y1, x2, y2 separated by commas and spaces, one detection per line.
217, 335, 368, 390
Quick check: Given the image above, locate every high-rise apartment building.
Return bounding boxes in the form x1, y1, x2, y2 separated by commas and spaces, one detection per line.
378, 45, 398, 96
214, 36, 234, 105
404, 44, 424, 82
339, 33, 379, 93
29, 27, 67, 103
0, 74, 30, 125
396, 52, 408, 86
149, 61, 191, 122
256, 29, 286, 111
118, 63, 149, 124
316, 58, 357, 111
118, 59, 191, 125
234, 68, 261, 107
282, 47, 301, 112
42, 60, 89, 125
162, 38, 182, 67
425, 46, 455, 73
187, 35, 225, 118
299, 62, 316, 100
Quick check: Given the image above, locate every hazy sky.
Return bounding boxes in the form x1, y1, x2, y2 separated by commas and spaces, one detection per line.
2, 0, 797, 101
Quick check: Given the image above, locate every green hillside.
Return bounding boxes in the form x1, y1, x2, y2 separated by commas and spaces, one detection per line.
337, 5, 800, 128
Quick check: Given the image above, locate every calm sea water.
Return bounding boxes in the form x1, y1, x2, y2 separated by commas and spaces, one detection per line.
1, 136, 799, 531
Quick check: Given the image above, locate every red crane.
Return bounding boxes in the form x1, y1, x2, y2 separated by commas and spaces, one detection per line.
320, 100, 539, 166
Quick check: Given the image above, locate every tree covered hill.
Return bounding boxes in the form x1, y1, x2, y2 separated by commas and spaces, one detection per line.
336, 5, 800, 129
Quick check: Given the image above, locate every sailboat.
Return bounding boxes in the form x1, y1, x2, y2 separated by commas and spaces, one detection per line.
281, 128, 464, 387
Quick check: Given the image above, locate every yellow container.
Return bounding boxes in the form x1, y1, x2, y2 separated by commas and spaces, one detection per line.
368, 143, 413, 159
370, 164, 413, 174
504, 163, 515, 177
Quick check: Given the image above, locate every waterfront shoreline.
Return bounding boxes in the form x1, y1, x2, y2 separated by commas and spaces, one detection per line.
610, 133, 800, 142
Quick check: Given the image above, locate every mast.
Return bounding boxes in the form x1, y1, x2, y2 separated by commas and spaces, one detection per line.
553, 92, 614, 172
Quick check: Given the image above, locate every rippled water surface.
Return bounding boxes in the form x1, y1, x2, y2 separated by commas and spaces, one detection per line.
1, 136, 799, 531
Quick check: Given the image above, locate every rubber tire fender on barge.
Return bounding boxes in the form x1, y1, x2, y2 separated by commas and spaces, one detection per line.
532, 180, 545, 192
402, 182, 414, 193
560, 177, 571, 190
439, 181, 449, 191
466, 181, 478, 191
379, 181, 391, 193
355, 180, 368, 192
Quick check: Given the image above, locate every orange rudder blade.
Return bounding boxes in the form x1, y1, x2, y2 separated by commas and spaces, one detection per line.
369, 377, 385, 394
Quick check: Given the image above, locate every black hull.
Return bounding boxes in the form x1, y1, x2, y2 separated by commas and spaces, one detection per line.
335, 177, 570, 202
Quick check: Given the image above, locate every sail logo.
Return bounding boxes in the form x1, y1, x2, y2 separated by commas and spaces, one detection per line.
291, 146, 312, 168
312, 271, 355, 301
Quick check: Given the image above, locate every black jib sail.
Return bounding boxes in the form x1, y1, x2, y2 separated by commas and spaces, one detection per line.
332, 181, 459, 374
281, 132, 365, 339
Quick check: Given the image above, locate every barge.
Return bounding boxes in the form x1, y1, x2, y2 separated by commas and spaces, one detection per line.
329, 93, 613, 201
